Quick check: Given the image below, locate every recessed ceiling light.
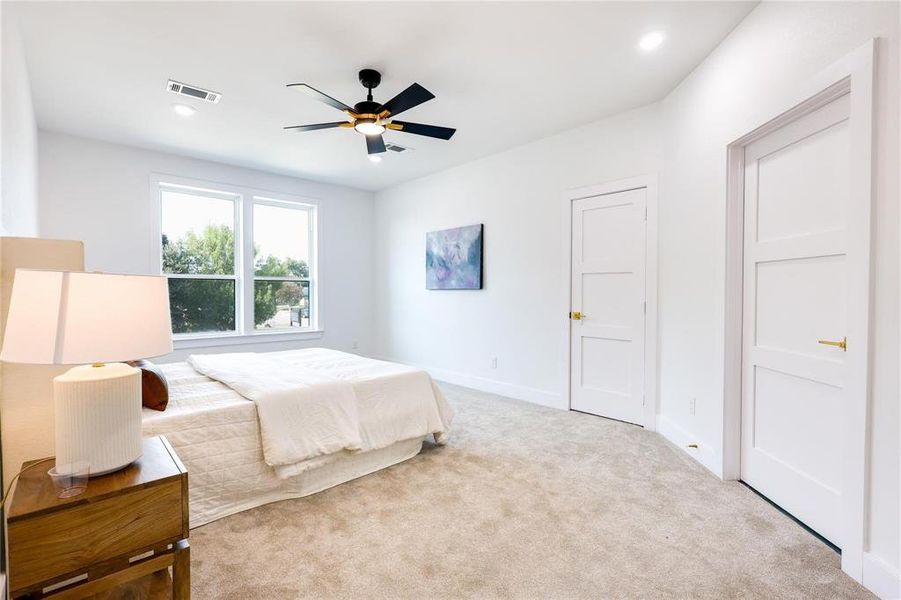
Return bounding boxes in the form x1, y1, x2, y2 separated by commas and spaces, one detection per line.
639, 31, 666, 52
172, 104, 196, 117
368, 155, 383, 163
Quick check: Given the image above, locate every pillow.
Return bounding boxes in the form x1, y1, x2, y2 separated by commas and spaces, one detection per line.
127, 359, 169, 411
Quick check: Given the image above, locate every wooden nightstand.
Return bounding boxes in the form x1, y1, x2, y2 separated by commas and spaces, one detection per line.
7, 436, 190, 599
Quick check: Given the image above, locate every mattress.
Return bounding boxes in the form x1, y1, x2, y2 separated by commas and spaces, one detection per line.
142, 361, 426, 527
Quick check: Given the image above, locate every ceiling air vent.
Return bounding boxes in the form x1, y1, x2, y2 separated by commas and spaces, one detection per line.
166, 79, 221, 104
386, 143, 411, 153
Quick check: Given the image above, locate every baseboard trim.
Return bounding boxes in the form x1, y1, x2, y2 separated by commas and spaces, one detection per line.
374, 356, 566, 410
656, 414, 723, 478
863, 552, 901, 599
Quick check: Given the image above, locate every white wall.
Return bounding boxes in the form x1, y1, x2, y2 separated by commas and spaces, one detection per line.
38, 131, 376, 359
0, 4, 39, 236
658, 1, 899, 588
373, 104, 662, 407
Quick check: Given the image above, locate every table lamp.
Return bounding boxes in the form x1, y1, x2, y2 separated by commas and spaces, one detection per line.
0, 270, 172, 475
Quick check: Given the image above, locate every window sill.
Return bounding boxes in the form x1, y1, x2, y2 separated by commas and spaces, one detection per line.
173, 329, 324, 350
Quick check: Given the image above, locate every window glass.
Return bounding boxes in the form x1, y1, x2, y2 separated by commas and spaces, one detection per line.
161, 191, 235, 275
253, 203, 310, 277
253, 202, 312, 330
167, 278, 236, 334
254, 280, 311, 330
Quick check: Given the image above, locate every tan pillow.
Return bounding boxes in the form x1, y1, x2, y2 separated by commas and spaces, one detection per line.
127, 359, 169, 411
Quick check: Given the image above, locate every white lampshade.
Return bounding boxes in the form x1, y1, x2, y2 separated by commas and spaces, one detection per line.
0, 269, 172, 365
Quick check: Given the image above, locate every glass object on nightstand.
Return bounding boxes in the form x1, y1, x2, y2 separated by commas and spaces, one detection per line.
47, 461, 90, 498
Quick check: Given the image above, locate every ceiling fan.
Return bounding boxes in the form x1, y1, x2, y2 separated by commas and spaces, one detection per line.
284, 69, 456, 158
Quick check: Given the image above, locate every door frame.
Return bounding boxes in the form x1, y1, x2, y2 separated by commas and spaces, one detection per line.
561, 174, 659, 430
722, 40, 875, 580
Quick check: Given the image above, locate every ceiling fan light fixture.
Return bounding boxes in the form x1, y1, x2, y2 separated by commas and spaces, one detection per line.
354, 119, 386, 136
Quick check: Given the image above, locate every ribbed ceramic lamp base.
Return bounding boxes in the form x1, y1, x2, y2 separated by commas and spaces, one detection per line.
53, 363, 143, 475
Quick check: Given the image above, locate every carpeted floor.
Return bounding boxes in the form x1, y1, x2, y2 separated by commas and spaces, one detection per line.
190, 383, 873, 599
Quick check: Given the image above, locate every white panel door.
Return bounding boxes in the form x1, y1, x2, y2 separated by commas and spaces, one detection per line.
570, 188, 645, 424
741, 93, 851, 546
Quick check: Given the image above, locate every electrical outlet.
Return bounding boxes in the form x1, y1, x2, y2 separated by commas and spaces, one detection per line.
689, 397, 696, 416
489, 356, 497, 369
352, 340, 359, 350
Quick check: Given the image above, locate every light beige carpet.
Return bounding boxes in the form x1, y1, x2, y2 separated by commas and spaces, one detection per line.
190, 383, 873, 599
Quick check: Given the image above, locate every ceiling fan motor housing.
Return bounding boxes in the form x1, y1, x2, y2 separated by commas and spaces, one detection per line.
353, 101, 382, 115
358, 69, 382, 90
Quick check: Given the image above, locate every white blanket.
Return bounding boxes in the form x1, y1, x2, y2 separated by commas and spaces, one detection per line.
188, 352, 361, 467
187, 349, 452, 478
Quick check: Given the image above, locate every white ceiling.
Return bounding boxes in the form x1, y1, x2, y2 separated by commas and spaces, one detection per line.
14, 1, 756, 192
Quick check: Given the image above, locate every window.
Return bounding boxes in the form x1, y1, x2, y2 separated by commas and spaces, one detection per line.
160, 187, 238, 335
155, 179, 318, 340
252, 199, 313, 331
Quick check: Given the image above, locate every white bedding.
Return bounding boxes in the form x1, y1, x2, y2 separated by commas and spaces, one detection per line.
142, 349, 453, 526
188, 352, 363, 469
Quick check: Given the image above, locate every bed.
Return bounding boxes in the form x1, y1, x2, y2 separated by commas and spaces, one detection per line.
141, 348, 452, 527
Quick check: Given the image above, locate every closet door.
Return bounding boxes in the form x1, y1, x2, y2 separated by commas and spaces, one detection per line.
570, 188, 646, 425
740, 93, 851, 546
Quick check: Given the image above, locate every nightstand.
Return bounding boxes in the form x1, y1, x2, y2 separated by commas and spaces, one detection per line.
7, 435, 190, 599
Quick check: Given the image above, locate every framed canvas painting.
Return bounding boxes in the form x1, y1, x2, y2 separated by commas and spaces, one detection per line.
426, 224, 483, 290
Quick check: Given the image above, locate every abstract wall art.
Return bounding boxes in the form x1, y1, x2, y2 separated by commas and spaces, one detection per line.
426, 224, 483, 290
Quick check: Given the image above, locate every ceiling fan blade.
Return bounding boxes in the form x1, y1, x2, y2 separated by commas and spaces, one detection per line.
283, 122, 349, 132
389, 121, 456, 140
366, 134, 387, 155
377, 83, 435, 117
287, 83, 354, 113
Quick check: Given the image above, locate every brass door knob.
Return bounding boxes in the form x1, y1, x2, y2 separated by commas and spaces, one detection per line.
817, 336, 847, 351
570, 311, 582, 321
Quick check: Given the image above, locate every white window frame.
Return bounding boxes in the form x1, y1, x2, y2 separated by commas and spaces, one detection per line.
149, 174, 323, 348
